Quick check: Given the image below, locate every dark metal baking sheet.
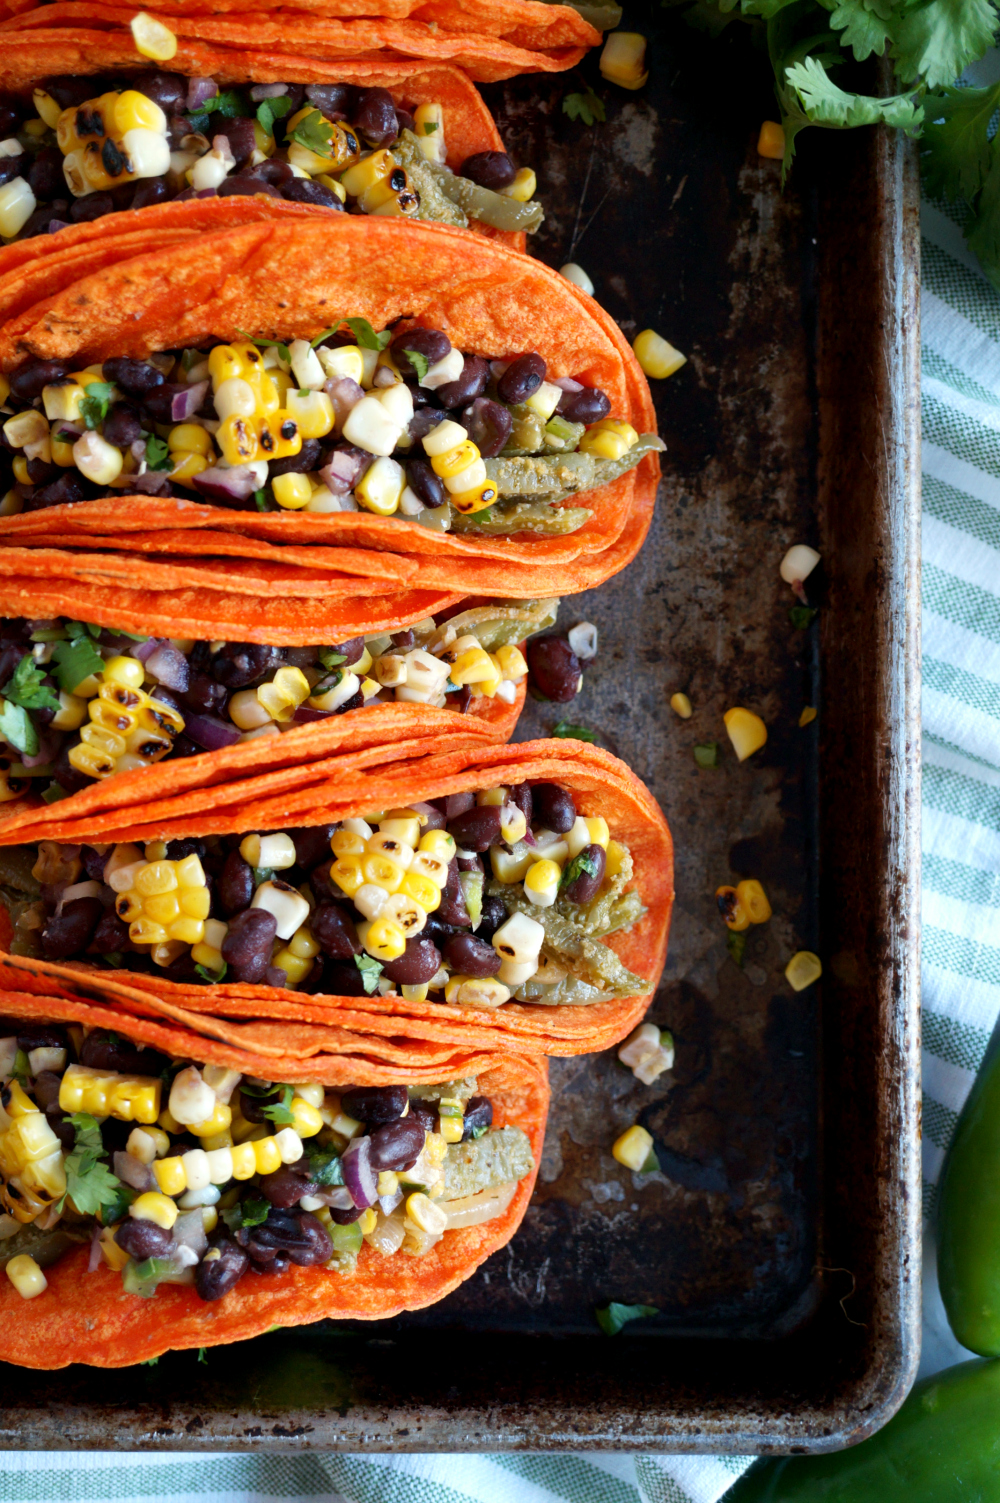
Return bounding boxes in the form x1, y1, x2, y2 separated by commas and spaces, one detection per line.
0, 12, 921, 1450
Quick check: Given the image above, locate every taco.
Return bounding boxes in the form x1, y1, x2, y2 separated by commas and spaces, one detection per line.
0, 1, 611, 87
0, 217, 662, 620
0, 994, 546, 1366
0, 60, 543, 249
0, 739, 673, 1056
0, 597, 556, 813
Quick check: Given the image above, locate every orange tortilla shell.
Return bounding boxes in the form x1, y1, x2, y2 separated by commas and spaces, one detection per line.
0, 217, 659, 624
0, 984, 548, 1367
0, 739, 673, 1057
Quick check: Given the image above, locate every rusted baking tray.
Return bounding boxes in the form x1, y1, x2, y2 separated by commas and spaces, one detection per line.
0, 11, 921, 1451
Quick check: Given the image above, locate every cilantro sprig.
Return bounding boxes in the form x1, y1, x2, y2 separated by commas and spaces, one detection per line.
3, 655, 59, 714
595, 1301, 658, 1337
563, 85, 606, 126
256, 94, 292, 138
80, 381, 114, 431
58, 1113, 123, 1217
144, 434, 173, 472
51, 635, 104, 694
355, 954, 383, 994
289, 108, 335, 157
260, 1085, 295, 1126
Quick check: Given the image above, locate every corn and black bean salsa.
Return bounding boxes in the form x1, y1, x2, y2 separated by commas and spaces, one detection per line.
0, 72, 543, 242
0, 1023, 534, 1303
2, 786, 647, 1004
0, 325, 662, 533
0, 602, 557, 802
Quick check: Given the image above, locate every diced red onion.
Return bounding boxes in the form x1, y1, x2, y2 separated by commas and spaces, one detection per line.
372, 366, 398, 388
315, 1185, 355, 1210
194, 188, 218, 200
323, 376, 364, 432
212, 134, 235, 167
88, 1224, 102, 1273
182, 713, 242, 751
168, 380, 208, 421
113, 1151, 155, 1193
23, 729, 61, 769
145, 644, 190, 693
56, 879, 102, 913
292, 704, 338, 724
552, 377, 584, 394
342, 1135, 377, 1209
131, 636, 164, 664
379, 1188, 404, 1216
186, 77, 218, 110
320, 444, 370, 495
47, 220, 70, 234
192, 464, 260, 505
172, 1209, 208, 1259
133, 471, 172, 495
523, 828, 537, 847
250, 83, 288, 101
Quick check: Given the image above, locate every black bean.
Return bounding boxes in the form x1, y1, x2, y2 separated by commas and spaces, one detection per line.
558, 386, 611, 425
531, 780, 578, 833
340, 1084, 408, 1127
447, 805, 502, 852
46, 1109, 75, 1151
210, 641, 285, 689
527, 637, 581, 704
332, 637, 365, 668
141, 381, 196, 423
27, 148, 63, 201
508, 783, 532, 824
435, 354, 489, 410
102, 356, 164, 397
442, 932, 500, 977
0, 101, 19, 138
15, 1024, 65, 1051
305, 83, 357, 119
195, 1238, 249, 1301
90, 908, 131, 955
102, 401, 143, 448
461, 396, 512, 458
280, 177, 343, 209
165, 839, 207, 862
237, 1206, 333, 1267
269, 438, 322, 478
214, 115, 255, 169
312, 902, 360, 961
25, 458, 56, 486
218, 176, 281, 199
115, 1218, 174, 1260
25, 471, 86, 511
0, 157, 22, 193
9, 359, 70, 401
563, 842, 606, 904
415, 803, 447, 830
130, 175, 171, 210
248, 1248, 292, 1274
408, 1100, 438, 1134
437, 858, 470, 928
69, 192, 114, 224
32, 1071, 62, 1111
369, 1115, 425, 1172
431, 791, 473, 820
456, 852, 484, 874
392, 327, 451, 378
287, 824, 333, 870
354, 87, 398, 146
130, 70, 187, 111
20, 201, 70, 239
497, 352, 546, 406
408, 408, 446, 445
39, 76, 95, 110
459, 150, 516, 190
81, 1029, 167, 1076
259, 1163, 318, 1208
183, 671, 228, 716
41, 897, 102, 961
243, 158, 294, 188
217, 850, 254, 917
476, 895, 508, 944
322, 958, 370, 996
380, 935, 442, 986
221, 908, 277, 982
462, 1095, 493, 1140
327, 1205, 363, 1225
405, 458, 445, 509
391, 629, 414, 649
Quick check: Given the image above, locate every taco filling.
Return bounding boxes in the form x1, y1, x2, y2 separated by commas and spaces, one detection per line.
0, 781, 648, 1005
1, 325, 662, 535
0, 72, 542, 241
0, 1022, 534, 1304
0, 601, 556, 802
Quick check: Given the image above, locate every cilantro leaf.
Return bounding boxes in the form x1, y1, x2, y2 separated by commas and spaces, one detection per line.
784, 57, 922, 133
51, 635, 104, 694
317, 648, 346, 671
142, 1358, 160, 1367
60, 1112, 123, 1217
197, 1348, 208, 1364
561, 848, 601, 891
194, 961, 227, 984
355, 953, 383, 994
221, 1191, 270, 1231
3, 655, 59, 713
191, 89, 245, 121
824, 0, 896, 63
344, 317, 392, 352
693, 742, 718, 770
306, 1145, 345, 1187
727, 929, 747, 968
236, 331, 291, 363
789, 604, 818, 629
144, 434, 173, 472
0, 700, 37, 757
310, 325, 343, 349
260, 1084, 295, 1126
552, 720, 597, 742
563, 86, 606, 126
254, 489, 273, 512
101, 1181, 136, 1227
289, 108, 335, 157
79, 381, 115, 431
891, 0, 997, 89
922, 80, 1000, 203
256, 94, 292, 138
595, 1302, 658, 1337
404, 348, 430, 382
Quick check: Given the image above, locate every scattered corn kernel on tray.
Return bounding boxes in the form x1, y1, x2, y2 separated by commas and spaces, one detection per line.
0, 13, 921, 1453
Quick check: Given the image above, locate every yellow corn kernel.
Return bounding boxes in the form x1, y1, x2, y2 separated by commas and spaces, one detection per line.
490, 845, 533, 884
131, 1192, 179, 1229
143, 892, 180, 928
406, 1191, 448, 1233
102, 655, 144, 690
401, 983, 429, 1002
670, 692, 692, 719
357, 1206, 378, 1235
168, 423, 212, 456
524, 858, 561, 908
495, 644, 528, 681
290, 1098, 324, 1138
32, 88, 61, 129
799, 706, 817, 727
230, 1141, 257, 1179
257, 665, 311, 721
612, 1123, 654, 1171
331, 854, 365, 897
584, 816, 609, 849
439, 1115, 463, 1144
144, 1126, 171, 1158
785, 951, 822, 991
178, 886, 211, 921
99, 1225, 130, 1272
331, 830, 366, 858
724, 706, 767, 761
361, 852, 405, 893
340, 148, 395, 198
444, 976, 510, 1008
633, 329, 686, 380
501, 166, 536, 201
286, 388, 335, 440
430, 440, 479, 479
399, 871, 441, 913
209, 345, 242, 387
4, 1081, 36, 1119
166, 916, 204, 946
758, 120, 786, 159
58, 1064, 161, 1124
418, 829, 456, 860
175, 853, 206, 888
380, 813, 422, 846
253, 1136, 283, 1175
169, 451, 208, 486
6, 1255, 46, 1300
715, 885, 750, 932
288, 925, 321, 960
43, 381, 87, 422
258, 413, 302, 461
188, 1103, 233, 1139
449, 645, 495, 686
152, 1156, 187, 1196
272, 472, 313, 510
201, 1206, 219, 1236
130, 10, 177, 60
11, 457, 29, 486
272, 949, 312, 985
736, 879, 771, 924
605, 839, 626, 878
362, 915, 407, 961
599, 31, 648, 89
158, 1107, 182, 1135
578, 418, 638, 461
133, 861, 177, 898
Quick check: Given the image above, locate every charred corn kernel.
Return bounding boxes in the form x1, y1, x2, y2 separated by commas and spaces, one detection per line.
578, 418, 638, 461
168, 423, 211, 456
785, 951, 822, 991
331, 854, 365, 897
612, 1123, 654, 1171
230, 1142, 257, 1179
272, 948, 312, 985
361, 852, 405, 892
188, 1103, 232, 1139
399, 871, 441, 912
605, 839, 627, 878
799, 706, 817, 727
381, 892, 426, 936
253, 1136, 283, 1175
339, 148, 396, 197
58, 1063, 161, 1123
217, 413, 259, 465
130, 1192, 178, 1229
758, 120, 785, 159
362, 166, 419, 216
367, 832, 414, 867
444, 976, 511, 1008
0, 178, 36, 239
524, 858, 561, 907
501, 166, 536, 201
736, 879, 771, 924
670, 692, 693, 719
152, 1155, 186, 1196
361, 915, 406, 961
272, 472, 313, 510
290, 1098, 324, 1137
286, 387, 335, 439
431, 440, 479, 480
406, 1191, 447, 1233
492, 910, 544, 965
258, 412, 302, 461
633, 329, 686, 380
409, 851, 449, 888
716, 885, 750, 932
6, 1255, 46, 1299
724, 706, 767, 761
0, 760, 27, 802
287, 114, 361, 173
130, 11, 177, 60
600, 30, 648, 88
99, 1225, 130, 1272
331, 830, 366, 858
0, 1114, 64, 1204
496, 644, 528, 681
257, 666, 311, 720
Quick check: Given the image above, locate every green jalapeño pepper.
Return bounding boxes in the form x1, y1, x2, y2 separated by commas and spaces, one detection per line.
938, 1028, 1000, 1355
727, 1360, 1000, 1501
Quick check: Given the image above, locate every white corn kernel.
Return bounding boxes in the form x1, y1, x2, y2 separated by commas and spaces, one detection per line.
421, 348, 464, 390
375, 382, 414, 426
497, 957, 538, 987
342, 395, 402, 457
780, 545, 821, 588
618, 1023, 662, 1071
126, 1127, 157, 1165
240, 832, 297, 870
181, 1148, 211, 1192
251, 881, 310, 940
354, 883, 390, 921
0, 177, 35, 239
421, 419, 468, 457
559, 263, 594, 294
168, 1066, 217, 1126
6, 1254, 46, 1299
275, 1126, 304, 1163
205, 1146, 234, 1184
289, 339, 326, 391
214, 377, 257, 420
492, 911, 544, 964
178, 1183, 221, 1208
567, 622, 598, 660
73, 431, 123, 486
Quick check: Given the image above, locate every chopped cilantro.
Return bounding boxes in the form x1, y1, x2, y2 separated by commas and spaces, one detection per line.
10, 1049, 29, 1086
561, 848, 601, 891
563, 86, 605, 127
0, 701, 37, 758
65, 620, 102, 640
197, 1348, 208, 1365
552, 720, 597, 742
343, 317, 392, 352
222, 1191, 270, 1231
260, 1084, 295, 1126
254, 489, 273, 512
100, 1181, 136, 1227
310, 324, 342, 349
355, 953, 383, 994
144, 434, 172, 472
421, 120, 439, 134
404, 348, 430, 381
289, 108, 335, 157
789, 605, 818, 630
317, 648, 346, 672
256, 94, 292, 138
693, 742, 718, 770
237, 331, 291, 364
470, 1124, 488, 1139
306, 1145, 345, 1187
142, 1358, 160, 1367
253, 867, 275, 886
595, 1301, 658, 1337
727, 930, 747, 969
79, 381, 114, 431
51, 635, 104, 694
194, 961, 227, 984
188, 89, 245, 129
58, 1113, 122, 1217
3, 654, 59, 713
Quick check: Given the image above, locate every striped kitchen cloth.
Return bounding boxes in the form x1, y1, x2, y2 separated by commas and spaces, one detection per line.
2, 151, 998, 1503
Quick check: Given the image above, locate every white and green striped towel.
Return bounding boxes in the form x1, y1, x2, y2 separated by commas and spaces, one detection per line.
2, 135, 999, 1503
